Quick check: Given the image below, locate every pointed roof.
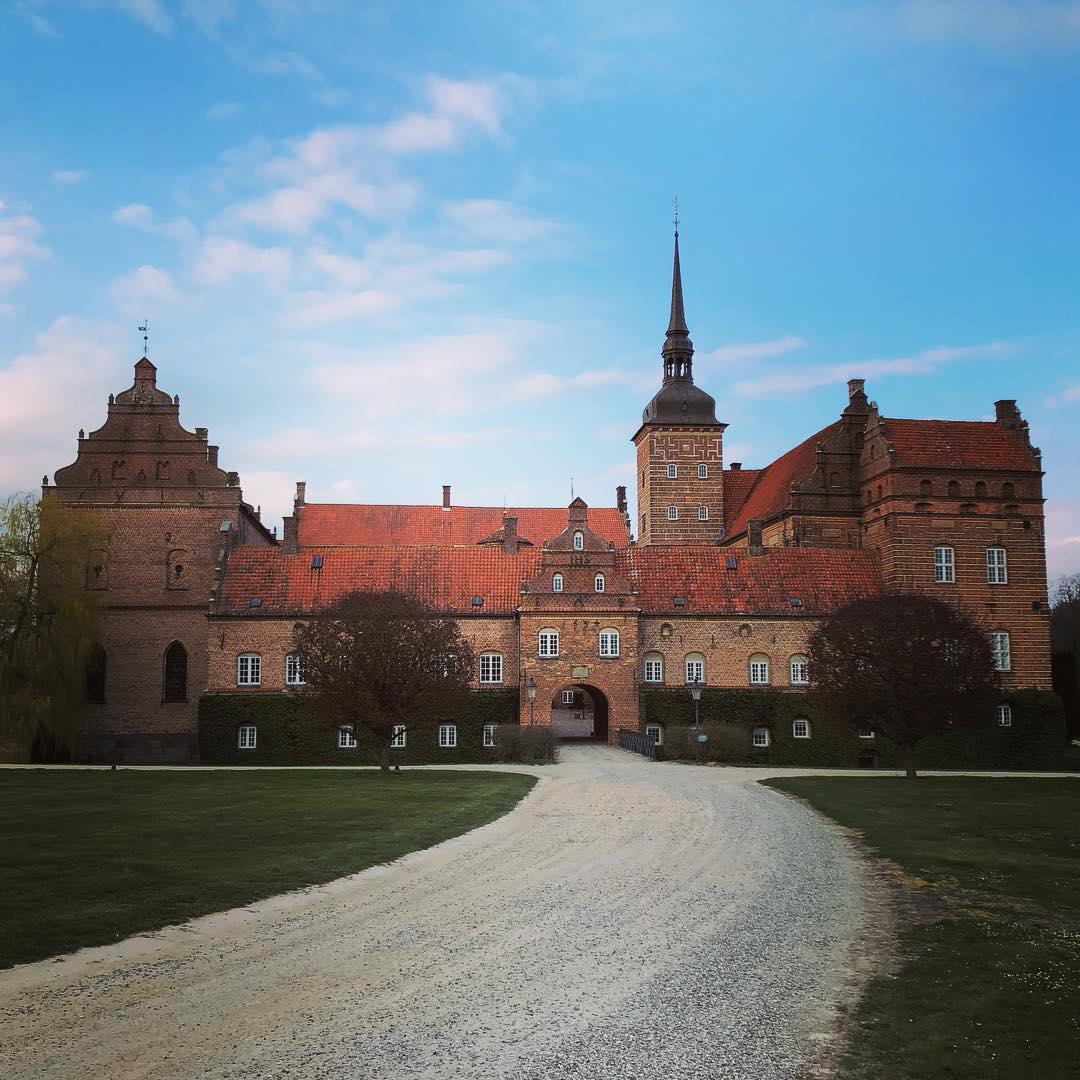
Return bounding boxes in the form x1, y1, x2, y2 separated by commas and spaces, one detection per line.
661, 230, 694, 368
666, 232, 689, 337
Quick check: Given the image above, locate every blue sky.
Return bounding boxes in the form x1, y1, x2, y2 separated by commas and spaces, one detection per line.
1, 0, 1077, 579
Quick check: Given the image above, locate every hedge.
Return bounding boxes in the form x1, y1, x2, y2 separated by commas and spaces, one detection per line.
197, 688, 540, 766
639, 687, 1067, 770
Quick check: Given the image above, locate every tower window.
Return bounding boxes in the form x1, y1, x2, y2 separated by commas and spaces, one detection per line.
698, 463, 708, 479
667, 463, 677, 479
933, 546, 955, 583
991, 631, 1011, 672
698, 506, 708, 521
667, 506, 678, 521
987, 547, 1008, 584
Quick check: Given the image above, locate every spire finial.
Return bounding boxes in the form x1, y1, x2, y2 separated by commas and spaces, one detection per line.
662, 206, 693, 382
138, 319, 150, 357
673, 195, 679, 237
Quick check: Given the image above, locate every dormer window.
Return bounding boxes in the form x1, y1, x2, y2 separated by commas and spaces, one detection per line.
573, 531, 584, 551
552, 573, 564, 593
595, 573, 605, 593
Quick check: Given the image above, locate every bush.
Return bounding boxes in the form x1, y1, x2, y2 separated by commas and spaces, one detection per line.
491, 725, 559, 764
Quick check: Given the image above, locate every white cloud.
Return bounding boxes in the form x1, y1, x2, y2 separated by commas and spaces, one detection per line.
103, 0, 173, 34
444, 199, 560, 244
111, 203, 197, 244
506, 368, 639, 401
0, 200, 47, 299
109, 264, 179, 315
702, 335, 807, 364
194, 235, 292, 285
52, 169, 89, 184
1044, 382, 1080, 408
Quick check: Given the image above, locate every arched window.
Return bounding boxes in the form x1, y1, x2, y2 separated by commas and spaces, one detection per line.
573, 531, 584, 551
552, 573, 563, 593
337, 725, 357, 749
987, 547, 1007, 584
749, 653, 770, 685
933, 545, 955, 583
163, 641, 188, 703
86, 644, 106, 704
645, 723, 664, 746
752, 727, 771, 748
643, 651, 664, 683
595, 573, 605, 593
538, 629, 559, 658
991, 631, 1011, 672
237, 724, 257, 750
698, 463, 708, 479
975, 481, 988, 498
285, 653, 305, 686
789, 655, 809, 685
237, 653, 261, 686
667, 463, 677, 478
599, 628, 620, 657
919, 479, 932, 497
947, 480, 960, 498
479, 652, 503, 684
1002, 482, 1015, 500
684, 653, 704, 684
792, 718, 811, 739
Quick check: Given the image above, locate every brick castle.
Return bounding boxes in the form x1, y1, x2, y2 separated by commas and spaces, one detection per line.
45, 232, 1051, 762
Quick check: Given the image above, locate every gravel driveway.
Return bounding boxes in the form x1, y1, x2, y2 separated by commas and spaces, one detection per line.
0, 745, 868, 1080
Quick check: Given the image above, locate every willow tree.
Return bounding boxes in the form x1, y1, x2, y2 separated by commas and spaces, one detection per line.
0, 494, 102, 756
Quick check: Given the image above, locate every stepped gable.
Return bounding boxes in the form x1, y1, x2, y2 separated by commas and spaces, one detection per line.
217, 545, 541, 616
618, 545, 881, 615
725, 421, 842, 539
878, 418, 1040, 472
295, 503, 631, 548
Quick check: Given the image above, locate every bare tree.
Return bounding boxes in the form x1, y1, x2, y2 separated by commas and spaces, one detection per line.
1051, 572, 1080, 741
807, 593, 1000, 778
293, 590, 474, 771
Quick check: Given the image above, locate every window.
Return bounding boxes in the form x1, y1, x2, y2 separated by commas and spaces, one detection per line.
1002, 482, 1015, 500
338, 725, 357, 749
975, 481, 988, 497
573, 531, 584, 551
933, 546, 955, 583
667, 463, 677, 479
698, 463, 708, 479
539, 629, 559, 658
792, 718, 811, 739
438, 723, 457, 748
163, 641, 187, 702
947, 480, 960, 498
996, 704, 1012, 728
698, 506, 709, 521
643, 653, 664, 683
561, 689, 575, 705
646, 723, 664, 746
858, 727, 875, 739
391, 725, 406, 748
237, 653, 261, 686
237, 724, 257, 749
749, 654, 770, 685
685, 654, 704, 684
599, 628, 620, 657
285, 653, 305, 686
479, 652, 503, 684
552, 573, 563, 593
991, 631, 1011, 672
667, 506, 678, 521
86, 644, 107, 705
919, 479, 932, 497
483, 723, 497, 747
987, 547, 1008, 584
789, 655, 809, 686
752, 727, 771, 748
594, 573, 605, 593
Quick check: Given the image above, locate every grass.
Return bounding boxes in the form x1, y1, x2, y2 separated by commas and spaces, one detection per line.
763, 777, 1080, 1080
0, 767, 535, 970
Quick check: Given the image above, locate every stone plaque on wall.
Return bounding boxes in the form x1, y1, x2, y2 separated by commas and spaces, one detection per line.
571, 665, 589, 678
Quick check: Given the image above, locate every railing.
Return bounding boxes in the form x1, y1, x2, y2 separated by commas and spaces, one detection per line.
618, 727, 656, 760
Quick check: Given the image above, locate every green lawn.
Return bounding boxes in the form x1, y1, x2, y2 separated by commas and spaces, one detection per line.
764, 777, 1080, 1080
0, 768, 535, 970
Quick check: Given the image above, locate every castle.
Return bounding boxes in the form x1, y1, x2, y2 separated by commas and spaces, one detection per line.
46, 233, 1052, 763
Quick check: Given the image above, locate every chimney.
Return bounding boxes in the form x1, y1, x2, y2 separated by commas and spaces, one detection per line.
282, 515, 297, 554
848, 378, 866, 399
207, 445, 219, 467
748, 519, 765, 556
295, 481, 306, 507
195, 427, 208, 441
729, 462, 741, 471
502, 515, 518, 554
995, 400, 1020, 429
442, 484, 451, 510
616, 485, 627, 514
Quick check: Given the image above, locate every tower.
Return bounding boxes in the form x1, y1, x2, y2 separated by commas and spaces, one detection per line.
632, 227, 727, 544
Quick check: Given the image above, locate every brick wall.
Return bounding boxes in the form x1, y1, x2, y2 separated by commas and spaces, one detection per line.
634, 426, 725, 544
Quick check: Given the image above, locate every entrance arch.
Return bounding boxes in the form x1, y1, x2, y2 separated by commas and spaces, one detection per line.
550, 684, 609, 742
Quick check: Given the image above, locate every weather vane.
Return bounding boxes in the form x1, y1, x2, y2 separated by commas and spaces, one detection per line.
673, 195, 679, 237
138, 319, 150, 356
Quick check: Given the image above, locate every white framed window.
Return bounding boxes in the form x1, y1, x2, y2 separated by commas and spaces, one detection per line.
595, 573, 605, 593
987, 547, 1008, 584
698, 463, 708, 479
479, 652, 503, 684
789, 655, 809, 686
483, 723, 497, 747
996, 704, 1012, 728
933, 545, 955, 583
285, 653, 304, 686
552, 573, 563, 593
237, 724, 257, 749
391, 725, 406, 748
792, 718, 811, 739
667, 505, 678, 521
645, 723, 663, 746
438, 723, 457, 748
237, 654, 261, 686
858, 727, 875, 739
561, 689, 575, 705
991, 631, 1011, 672
752, 727, 771, 748
539, 629, 559, 658
698, 505, 709, 521
749, 654, 770, 685
684, 654, 704, 684
643, 653, 664, 683
667, 463, 677, 479
338, 725, 357, 749
573, 531, 584, 551
599, 628, 620, 657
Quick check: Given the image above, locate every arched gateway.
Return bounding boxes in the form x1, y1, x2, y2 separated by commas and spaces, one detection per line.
550, 684, 610, 742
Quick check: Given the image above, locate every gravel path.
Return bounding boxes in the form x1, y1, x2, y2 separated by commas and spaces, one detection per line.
0, 745, 868, 1080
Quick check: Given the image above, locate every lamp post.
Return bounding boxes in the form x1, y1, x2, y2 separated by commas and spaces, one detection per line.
689, 678, 702, 729
527, 674, 537, 726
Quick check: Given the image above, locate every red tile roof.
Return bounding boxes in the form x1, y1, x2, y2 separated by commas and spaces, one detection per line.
295, 504, 630, 549
618, 546, 881, 615
722, 468, 761, 527
218, 546, 541, 616
726, 422, 841, 538
881, 418, 1038, 472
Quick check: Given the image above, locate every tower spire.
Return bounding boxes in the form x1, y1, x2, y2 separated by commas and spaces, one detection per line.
662, 201, 693, 382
